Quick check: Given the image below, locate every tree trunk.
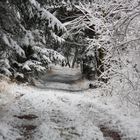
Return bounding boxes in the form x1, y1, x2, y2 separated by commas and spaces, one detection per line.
72, 47, 78, 68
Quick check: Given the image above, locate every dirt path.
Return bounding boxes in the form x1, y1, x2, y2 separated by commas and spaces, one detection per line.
36, 66, 90, 91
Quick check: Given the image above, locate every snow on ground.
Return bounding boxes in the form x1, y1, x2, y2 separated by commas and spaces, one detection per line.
0, 66, 140, 140
37, 65, 90, 91
0, 82, 140, 140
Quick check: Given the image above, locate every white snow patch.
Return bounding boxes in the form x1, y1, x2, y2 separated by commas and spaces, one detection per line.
0, 81, 140, 140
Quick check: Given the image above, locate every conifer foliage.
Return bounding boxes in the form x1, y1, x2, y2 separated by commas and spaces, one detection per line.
0, 0, 66, 81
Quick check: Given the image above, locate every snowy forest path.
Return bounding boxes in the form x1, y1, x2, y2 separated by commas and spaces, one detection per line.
36, 65, 90, 91
1, 85, 135, 140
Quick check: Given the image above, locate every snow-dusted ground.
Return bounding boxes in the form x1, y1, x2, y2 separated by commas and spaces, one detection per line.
0, 84, 140, 140
0, 66, 140, 140
36, 65, 90, 91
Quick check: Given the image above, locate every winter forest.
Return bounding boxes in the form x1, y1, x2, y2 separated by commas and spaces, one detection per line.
0, 0, 140, 139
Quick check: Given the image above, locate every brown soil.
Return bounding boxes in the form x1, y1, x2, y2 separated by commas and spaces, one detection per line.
99, 125, 121, 140
14, 114, 38, 120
